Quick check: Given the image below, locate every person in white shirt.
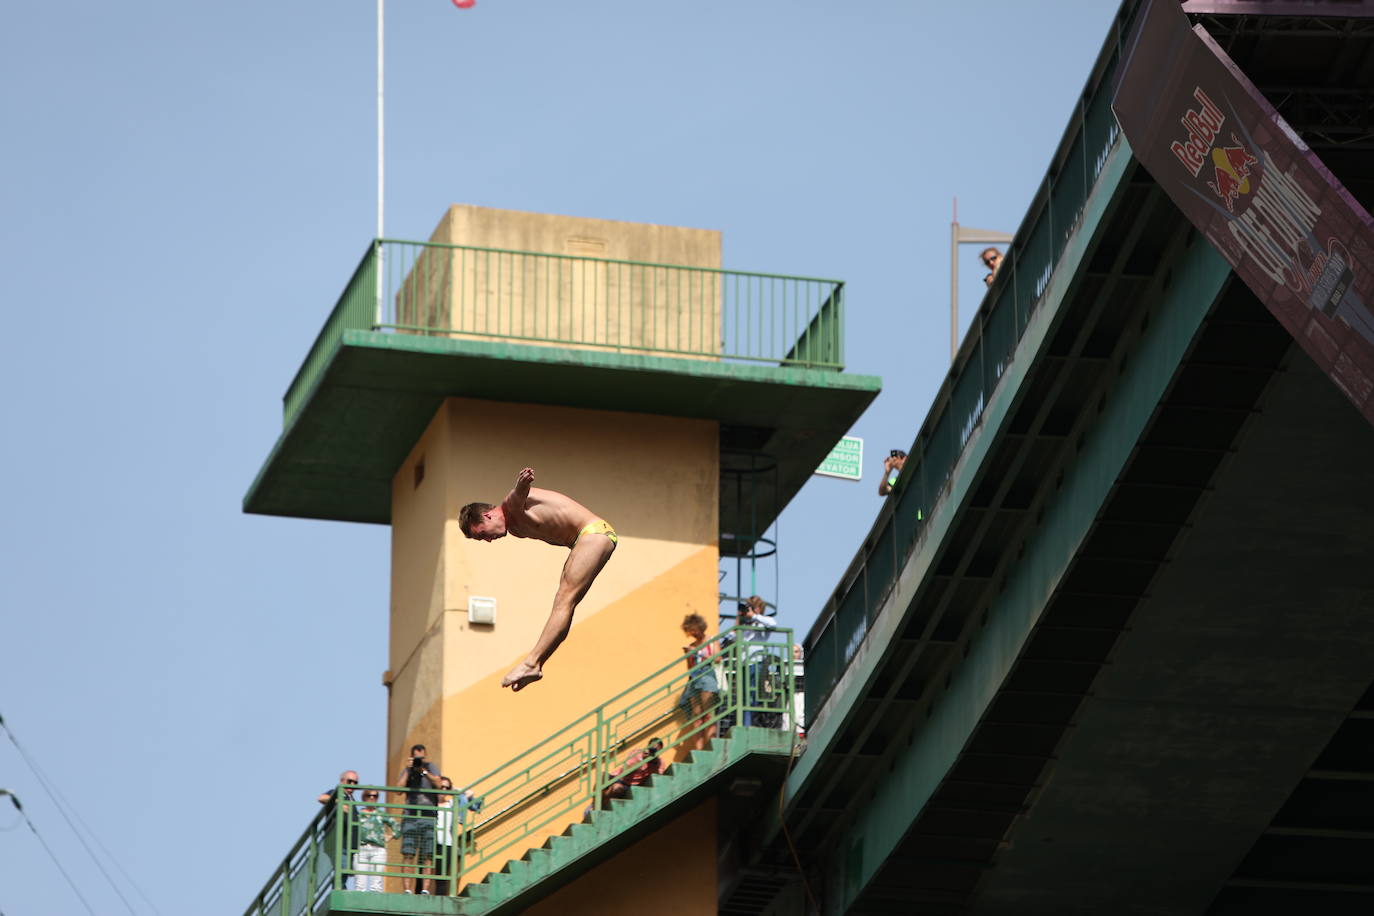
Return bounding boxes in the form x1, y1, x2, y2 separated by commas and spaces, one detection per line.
433, 776, 481, 895
433, 778, 456, 896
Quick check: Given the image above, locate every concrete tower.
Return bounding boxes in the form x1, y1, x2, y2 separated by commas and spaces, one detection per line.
246, 204, 879, 907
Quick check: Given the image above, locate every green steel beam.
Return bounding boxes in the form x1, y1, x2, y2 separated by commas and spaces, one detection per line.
785, 140, 1137, 801
815, 164, 1236, 912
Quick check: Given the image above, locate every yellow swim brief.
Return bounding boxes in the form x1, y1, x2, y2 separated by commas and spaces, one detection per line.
575, 519, 618, 547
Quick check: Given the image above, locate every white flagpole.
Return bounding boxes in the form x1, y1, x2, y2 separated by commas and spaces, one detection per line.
375, 0, 385, 327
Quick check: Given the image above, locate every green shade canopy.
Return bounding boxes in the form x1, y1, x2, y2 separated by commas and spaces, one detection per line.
245, 330, 881, 545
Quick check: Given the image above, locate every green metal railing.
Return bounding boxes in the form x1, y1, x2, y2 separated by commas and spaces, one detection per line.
244, 626, 794, 914
802, 2, 1134, 717
282, 238, 845, 426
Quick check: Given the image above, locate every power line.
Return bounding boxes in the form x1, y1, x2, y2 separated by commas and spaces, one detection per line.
1, 790, 97, 916
0, 714, 155, 916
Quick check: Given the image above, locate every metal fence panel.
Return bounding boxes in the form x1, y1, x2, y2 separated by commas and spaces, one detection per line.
951, 337, 988, 454
282, 241, 847, 428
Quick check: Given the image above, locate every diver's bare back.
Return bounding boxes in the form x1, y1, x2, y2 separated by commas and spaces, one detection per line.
503, 487, 597, 548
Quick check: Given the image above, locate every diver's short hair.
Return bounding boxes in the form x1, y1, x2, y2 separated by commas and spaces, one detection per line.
458, 502, 493, 536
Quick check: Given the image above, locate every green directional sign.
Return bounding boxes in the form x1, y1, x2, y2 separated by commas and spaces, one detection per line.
816, 435, 863, 481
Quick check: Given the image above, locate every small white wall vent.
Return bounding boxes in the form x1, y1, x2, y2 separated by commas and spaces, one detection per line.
468, 596, 496, 625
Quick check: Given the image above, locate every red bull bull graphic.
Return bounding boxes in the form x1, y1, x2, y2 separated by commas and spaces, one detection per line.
1204, 136, 1257, 213
1114, 0, 1374, 425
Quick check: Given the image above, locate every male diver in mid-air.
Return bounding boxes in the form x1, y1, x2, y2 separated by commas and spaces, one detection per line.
459, 467, 617, 692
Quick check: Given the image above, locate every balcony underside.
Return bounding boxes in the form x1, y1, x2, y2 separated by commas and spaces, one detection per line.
244, 330, 880, 537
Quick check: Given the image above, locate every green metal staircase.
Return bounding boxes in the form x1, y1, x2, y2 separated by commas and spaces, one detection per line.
245, 627, 798, 916
455, 728, 793, 916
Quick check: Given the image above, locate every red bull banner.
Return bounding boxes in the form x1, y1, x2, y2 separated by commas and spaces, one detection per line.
1181, 0, 1374, 15
1113, 0, 1374, 423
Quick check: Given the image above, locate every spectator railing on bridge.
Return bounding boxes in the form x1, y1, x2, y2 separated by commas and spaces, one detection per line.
243, 626, 794, 914
282, 238, 846, 426
802, 3, 1138, 718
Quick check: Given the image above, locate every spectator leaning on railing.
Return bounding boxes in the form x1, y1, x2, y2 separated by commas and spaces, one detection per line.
879, 449, 907, 497
981, 246, 1004, 287
317, 770, 359, 890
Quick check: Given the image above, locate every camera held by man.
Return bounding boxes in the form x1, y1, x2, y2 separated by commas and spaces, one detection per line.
879, 449, 907, 497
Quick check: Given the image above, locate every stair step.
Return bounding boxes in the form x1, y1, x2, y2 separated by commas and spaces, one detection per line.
460, 880, 492, 901
522, 846, 553, 882
545, 837, 583, 870
485, 869, 512, 899
547, 822, 596, 858
458, 735, 754, 908
501, 858, 531, 884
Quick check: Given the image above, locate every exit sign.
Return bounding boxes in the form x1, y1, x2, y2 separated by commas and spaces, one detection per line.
816, 435, 863, 481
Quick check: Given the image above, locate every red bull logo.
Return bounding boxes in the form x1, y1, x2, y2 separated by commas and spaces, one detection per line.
1170, 87, 1225, 177
1205, 136, 1258, 212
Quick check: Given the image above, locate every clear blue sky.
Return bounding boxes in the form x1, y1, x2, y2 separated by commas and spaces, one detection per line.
0, 2, 1120, 913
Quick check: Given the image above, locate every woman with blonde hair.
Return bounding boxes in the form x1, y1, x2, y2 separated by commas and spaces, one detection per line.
677, 613, 720, 751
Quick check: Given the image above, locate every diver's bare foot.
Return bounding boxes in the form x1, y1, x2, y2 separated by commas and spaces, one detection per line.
501, 662, 543, 692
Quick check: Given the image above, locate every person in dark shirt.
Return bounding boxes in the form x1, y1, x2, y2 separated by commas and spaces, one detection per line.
317, 770, 359, 889
396, 744, 442, 894
981, 246, 1004, 287
316, 769, 359, 811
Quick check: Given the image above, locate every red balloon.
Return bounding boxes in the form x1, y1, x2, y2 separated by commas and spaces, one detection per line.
452, 0, 476, 7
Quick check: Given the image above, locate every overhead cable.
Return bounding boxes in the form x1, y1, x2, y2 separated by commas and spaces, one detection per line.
0, 714, 151, 916
1, 790, 98, 916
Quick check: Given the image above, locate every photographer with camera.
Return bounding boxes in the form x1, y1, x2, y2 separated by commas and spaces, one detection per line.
396, 744, 443, 894
879, 449, 907, 497
738, 596, 780, 727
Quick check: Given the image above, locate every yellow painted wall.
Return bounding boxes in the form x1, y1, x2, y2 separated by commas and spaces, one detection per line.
397, 204, 722, 357
431, 203, 721, 269
386, 396, 719, 802
385, 405, 452, 769
520, 799, 717, 916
